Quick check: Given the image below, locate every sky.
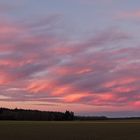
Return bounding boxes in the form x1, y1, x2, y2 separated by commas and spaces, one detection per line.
0, 0, 140, 117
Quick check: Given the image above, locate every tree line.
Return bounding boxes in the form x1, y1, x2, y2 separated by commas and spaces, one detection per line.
0, 108, 74, 121
0, 107, 139, 121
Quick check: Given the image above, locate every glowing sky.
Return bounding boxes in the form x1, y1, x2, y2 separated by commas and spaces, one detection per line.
0, 0, 140, 117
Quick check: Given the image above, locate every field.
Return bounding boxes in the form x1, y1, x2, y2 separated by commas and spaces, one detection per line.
0, 120, 140, 140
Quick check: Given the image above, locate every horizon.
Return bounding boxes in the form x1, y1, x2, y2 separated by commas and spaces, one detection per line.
1, 107, 140, 118
0, 0, 140, 117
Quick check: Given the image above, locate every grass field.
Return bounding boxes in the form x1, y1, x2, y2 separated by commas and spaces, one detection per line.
0, 120, 140, 140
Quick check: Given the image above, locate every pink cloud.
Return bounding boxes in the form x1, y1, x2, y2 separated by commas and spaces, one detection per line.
63, 93, 90, 103
0, 71, 12, 85
27, 79, 56, 94
117, 10, 140, 19
104, 77, 137, 88
0, 16, 139, 115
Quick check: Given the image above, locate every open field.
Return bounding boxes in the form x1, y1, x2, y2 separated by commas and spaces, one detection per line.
0, 120, 140, 140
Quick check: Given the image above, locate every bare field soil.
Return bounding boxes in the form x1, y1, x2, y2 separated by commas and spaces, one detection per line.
0, 120, 140, 140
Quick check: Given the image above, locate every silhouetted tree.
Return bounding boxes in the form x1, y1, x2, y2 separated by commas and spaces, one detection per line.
0, 108, 75, 121
64, 110, 74, 120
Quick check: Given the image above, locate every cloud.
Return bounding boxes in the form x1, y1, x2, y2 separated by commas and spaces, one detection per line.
72, 0, 113, 5
0, 14, 139, 114
0, 4, 15, 13
117, 10, 140, 19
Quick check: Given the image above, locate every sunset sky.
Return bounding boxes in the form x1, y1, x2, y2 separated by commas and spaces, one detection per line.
0, 0, 140, 117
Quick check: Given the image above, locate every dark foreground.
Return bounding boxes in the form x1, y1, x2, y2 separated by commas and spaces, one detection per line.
0, 121, 140, 140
